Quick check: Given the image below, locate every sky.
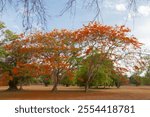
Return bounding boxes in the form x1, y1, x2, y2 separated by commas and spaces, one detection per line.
0, 0, 150, 49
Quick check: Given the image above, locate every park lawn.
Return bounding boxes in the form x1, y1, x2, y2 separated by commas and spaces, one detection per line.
0, 85, 150, 100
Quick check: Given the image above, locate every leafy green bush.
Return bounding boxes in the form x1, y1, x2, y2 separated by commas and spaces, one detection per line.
129, 74, 142, 86
60, 75, 75, 87
40, 75, 52, 86
141, 77, 150, 86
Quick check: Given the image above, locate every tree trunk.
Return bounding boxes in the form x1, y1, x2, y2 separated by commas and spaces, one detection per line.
7, 80, 18, 91
19, 79, 23, 90
51, 78, 58, 92
115, 80, 120, 88
104, 83, 106, 89
85, 82, 89, 92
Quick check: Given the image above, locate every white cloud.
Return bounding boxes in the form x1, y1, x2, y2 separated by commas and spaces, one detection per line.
138, 6, 150, 16
127, 13, 136, 20
115, 4, 126, 11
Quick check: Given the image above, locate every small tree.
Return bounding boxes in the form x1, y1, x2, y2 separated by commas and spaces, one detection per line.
130, 74, 142, 86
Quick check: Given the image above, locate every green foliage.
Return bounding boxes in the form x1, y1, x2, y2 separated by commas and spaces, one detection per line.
90, 62, 114, 87
76, 55, 115, 88
0, 21, 7, 58
61, 75, 75, 87
19, 76, 34, 85
0, 47, 8, 57
40, 75, 52, 86
76, 65, 88, 86
129, 74, 142, 86
111, 73, 122, 88
4, 29, 18, 41
0, 21, 18, 44
130, 72, 150, 86
0, 22, 5, 29
141, 77, 150, 85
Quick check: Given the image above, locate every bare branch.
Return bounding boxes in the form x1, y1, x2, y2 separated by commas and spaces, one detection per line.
0, 0, 47, 32
0, 0, 150, 32
63, 0, 149, 24
60, 0, 76, 16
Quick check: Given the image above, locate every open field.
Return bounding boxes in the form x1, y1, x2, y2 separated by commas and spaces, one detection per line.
0, 85, 150, 100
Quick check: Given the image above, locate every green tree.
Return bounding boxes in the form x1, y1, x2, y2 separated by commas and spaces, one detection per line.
60, 75, 75, 87
76, 54, 114, 89
40, 75, 52, 87
141, 54, 150, 85
0, 21, 21, 90
129, 74, 141, 86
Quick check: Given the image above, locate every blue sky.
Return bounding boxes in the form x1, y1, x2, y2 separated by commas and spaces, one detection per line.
0, 0, 150, 49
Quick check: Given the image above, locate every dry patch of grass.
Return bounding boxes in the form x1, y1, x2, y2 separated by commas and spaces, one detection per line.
0, 85, 150, 100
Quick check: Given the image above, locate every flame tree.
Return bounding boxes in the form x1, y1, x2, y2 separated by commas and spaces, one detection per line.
7, 30, 80, 92
74, 22, 144, 92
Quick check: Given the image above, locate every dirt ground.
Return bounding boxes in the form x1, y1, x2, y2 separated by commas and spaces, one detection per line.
0, 85, 150, 100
